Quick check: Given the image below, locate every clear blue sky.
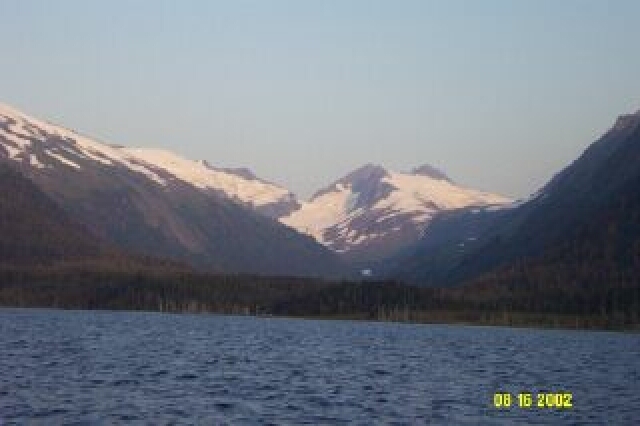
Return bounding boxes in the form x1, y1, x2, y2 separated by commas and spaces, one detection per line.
2, 0, 639, 199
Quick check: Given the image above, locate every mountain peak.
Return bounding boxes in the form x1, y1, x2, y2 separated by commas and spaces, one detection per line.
341, 163, 389, 184
410, 164, 451, 182
285, 161, 510, 262
613, 109, 640, 132
310, 164, 388, 201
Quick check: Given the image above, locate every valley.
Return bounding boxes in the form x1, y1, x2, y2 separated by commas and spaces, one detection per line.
1, 102, 638, 330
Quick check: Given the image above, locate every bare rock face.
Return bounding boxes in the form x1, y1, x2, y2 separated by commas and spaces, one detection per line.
410, 164, 452, 182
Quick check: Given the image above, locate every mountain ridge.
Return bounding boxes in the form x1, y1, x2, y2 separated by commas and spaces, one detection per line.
390, 108, 640, 286
0, 102, 346, 277
282, 162, 510, 264
0, 102, 298, 219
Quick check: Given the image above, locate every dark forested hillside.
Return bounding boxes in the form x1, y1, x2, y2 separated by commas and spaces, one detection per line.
0, 162, 111, 265
391, 110, 640, 288
0, 163, 187, 273
461, 172, 640, 310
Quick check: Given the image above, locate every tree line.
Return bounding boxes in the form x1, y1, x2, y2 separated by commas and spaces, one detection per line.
0, 263, 637, 330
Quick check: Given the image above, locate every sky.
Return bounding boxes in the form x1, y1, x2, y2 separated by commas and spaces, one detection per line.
1, 0, 640, 199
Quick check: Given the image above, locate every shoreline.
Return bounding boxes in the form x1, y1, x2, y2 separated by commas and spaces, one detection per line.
1, 305, 638, 333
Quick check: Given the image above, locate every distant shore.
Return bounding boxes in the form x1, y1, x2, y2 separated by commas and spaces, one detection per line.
1, 267, 638, 332
1, 305, 637, 333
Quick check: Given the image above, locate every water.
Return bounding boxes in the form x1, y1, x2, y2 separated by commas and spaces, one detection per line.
0, 309, 638, 425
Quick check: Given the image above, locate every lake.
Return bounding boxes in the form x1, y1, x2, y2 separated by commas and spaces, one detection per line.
0, 309, 638, 425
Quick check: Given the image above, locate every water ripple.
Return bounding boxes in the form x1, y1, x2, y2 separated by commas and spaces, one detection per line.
0, 309, 638, 425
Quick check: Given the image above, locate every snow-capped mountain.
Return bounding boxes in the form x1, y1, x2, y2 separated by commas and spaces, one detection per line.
0, 101, 511, 272
0, 103, 298, 218
281, 163, 511, 262
0, 102, 343, 276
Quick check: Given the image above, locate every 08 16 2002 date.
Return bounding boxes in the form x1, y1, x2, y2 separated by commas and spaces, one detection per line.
493, 391, 573, 410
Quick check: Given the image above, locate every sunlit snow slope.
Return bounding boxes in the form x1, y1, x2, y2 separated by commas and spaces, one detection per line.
0, 103, 297, 218
282, 164, 511, 262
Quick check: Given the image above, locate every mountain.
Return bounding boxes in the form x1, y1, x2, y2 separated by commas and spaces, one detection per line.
0, 103, 344, 277
0, 161, 187, 274
0, 161, 111, 266
0, 103, 299, 219
281, 163, 510, 264
391, 109, 640, 286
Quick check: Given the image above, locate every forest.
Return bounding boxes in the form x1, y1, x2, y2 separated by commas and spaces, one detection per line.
0, 263, 637, 330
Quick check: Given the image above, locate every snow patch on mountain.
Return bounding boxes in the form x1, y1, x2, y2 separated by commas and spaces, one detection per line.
282, 164, 511, 260
0, 102, 297, 216
381, 172, 507, 213
282, 183, 354, 242
47, 151, 82, 169
2, 143, 22, 159
120, 147, 294, 208
29, 154, 46, 169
